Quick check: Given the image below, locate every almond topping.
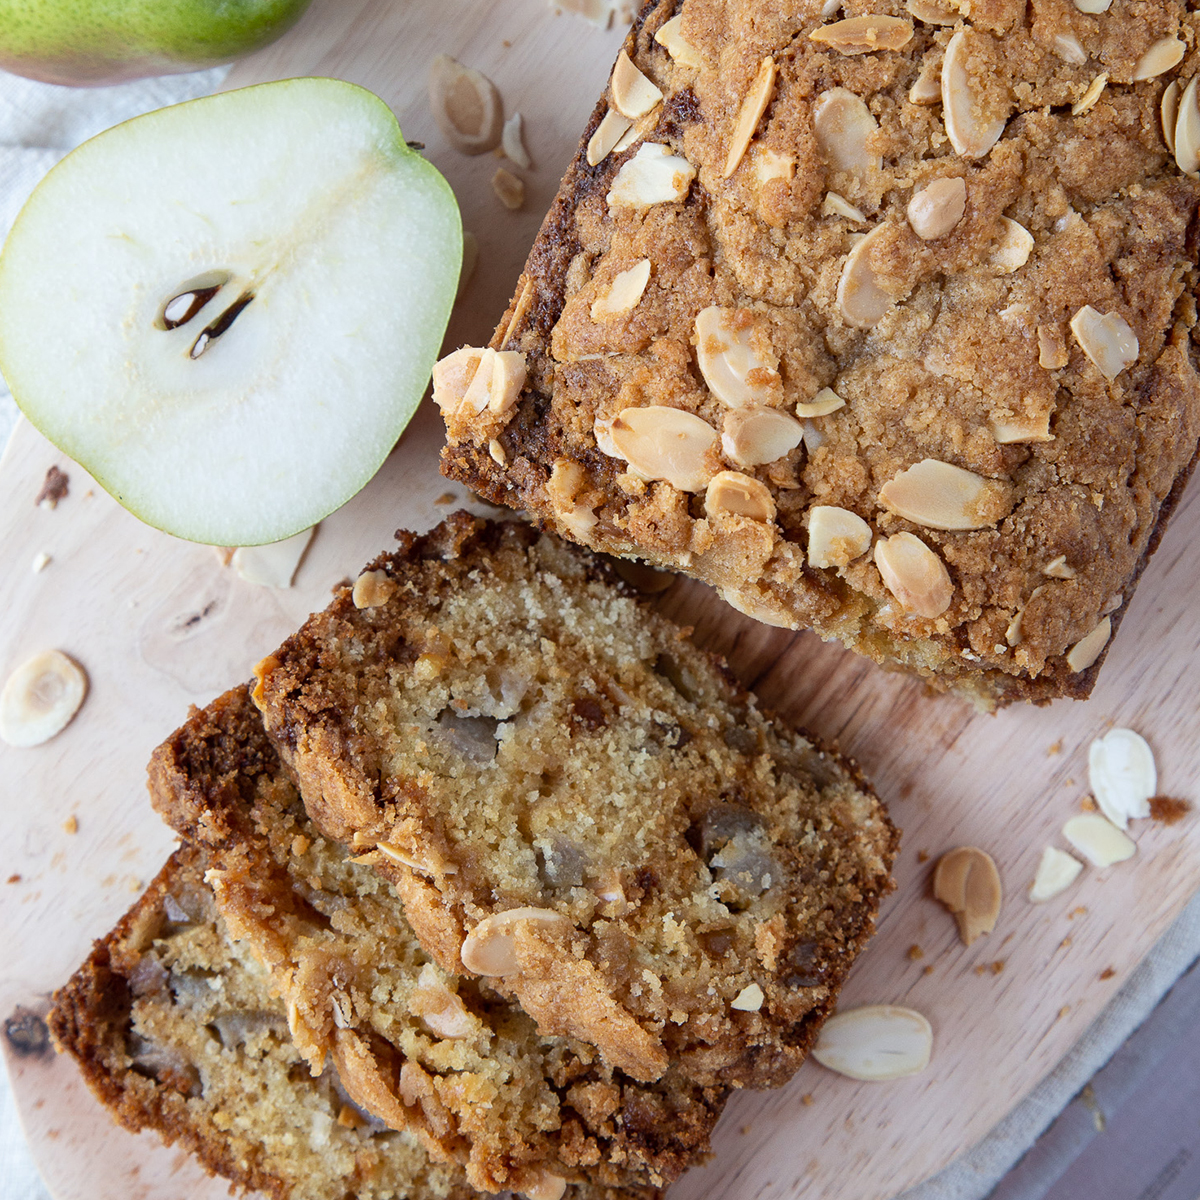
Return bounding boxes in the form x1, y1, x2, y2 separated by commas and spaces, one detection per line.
587, 109, 634, 165
705, 471, 775, 522
1063, 814, 1136, 867
837, 223, 894, 328
874, 533, 953, 618
608, 406, 720, 492
429, 55, 503, 155
607, 143, 696, 209
1054, 32, 1087, 65
352, 569, 396, 610
591, 259, 651, 320
521, 1172, 568, 1200
1089, 728, 1156, 830
1161, 78, 1181, 156
1069, 306, 1138, 380
694, 306, 782, 407
909, 57, 943, 104
810, 15, 913, 54
796, 387, 847, 418
731, 983, 765, 1011
1066, 615, 1111, 672
460, 908, 571, 976
1037, 323, 1070, 370
655, 14, 704, 69
807, 505, 872, 568
502, 112, 532, 169
721, 406, 804, 467
492, 167, 525, 210
813, 88, 880, 173
1133, 36, 1185, 82
724, 56, 776, 177
1029, 846, 1083, 903
933, 847, 1002, 946
942, 30, 1009, 159
611, 49, 664, 119
755, 147, 796, 185
823, 191, 867, 221
811, 1006, 933, 1081
0, 649, 88, 747
989, 217, 1034, 273
409, 964, 477, 1040
907, 0, 959, 23
879, 458, 1012, 530
546, 459, 599, 539
1174, 76, 1200, 177
1073, 0, 1110, 11
435, 346, 527, 419
1042, 555, 1076, 579
906, 176, 966, 240
1071, 73, 1107, 116
989, 411, 1053, 444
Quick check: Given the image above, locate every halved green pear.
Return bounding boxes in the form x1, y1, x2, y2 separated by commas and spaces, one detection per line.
0, 78, 461, 545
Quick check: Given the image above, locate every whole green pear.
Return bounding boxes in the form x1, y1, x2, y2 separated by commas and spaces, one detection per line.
0, 0, 313, 86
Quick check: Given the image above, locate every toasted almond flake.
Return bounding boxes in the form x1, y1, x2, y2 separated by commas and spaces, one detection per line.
988, 217, 1034, 273
1042, 554, 1076, 579
1174, 76, 1200, 176
492, 167, 525, 210
1161, 79, 1181, 156
837, 223, 894, 328
1073, 0, 1111, 11
721, 406, 804, 467
907, 176, 966, 240
460, 907, 571, 975
989, 411, 1053, 444
521, 1171, 568, 1200
1072, 73, 1107, 116
607, 143, 696, 208
1063, 814, 1136, 867
608, 406, 720, 492
810, 15, 913, 54
933, 847, 1002, 946
429, 54, 503, 155
811, 1005, 932, 1081
31, 551, 51, 573
612, 115, 651, 155
587, 109, 634, 165
796, 387, 847, 418
807, 505, 872, 568
694, 306, 782, 407
813, 88, 880, 172
232, 526, 315, 590
907, 0, 959, 24
1053, 32, 1087, 65
874, 532, 953, 617
1069, 306, 1138, 380
942, 30, 1010, 158
731, 983, 765, 1011
909, 57, 943, 103
723, 56, 776, 178
1037, 323, 1070, 370
0, 649, 88, 747
502, 112, 532, 169
488, 439, 507, 466
433, 346, 486, 414
410, 964, 477, 1040
611, 49, 664, 119
1133, 36, 1185, 82
655, 13, 704, 69
591, 259, 651, 320
802, 420, 825, 452
755, 147, 796, 186
468, 348, 528, 416
823, 191, 867, 221
1004, 584, 1045, 646
546, 458, 598, 538
705, 471, 775, 522
1029, 846, 1083, 902
879, 459, 1011, 530
1066, 615, 1111, 672
1089, 728, 1156, 830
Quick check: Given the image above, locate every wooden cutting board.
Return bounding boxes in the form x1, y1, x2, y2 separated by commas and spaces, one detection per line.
3, 2, 1199, 1198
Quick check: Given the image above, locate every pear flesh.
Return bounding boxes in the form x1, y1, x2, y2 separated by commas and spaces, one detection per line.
0, 79, 462, 546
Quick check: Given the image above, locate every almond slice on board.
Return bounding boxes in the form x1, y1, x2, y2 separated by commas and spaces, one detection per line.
812, 1005, 933, 1081
1088, 728, 1156, 830
933, 846, 1002, 945
1062, 814, 1136, 867
1028, 846, 1083, 902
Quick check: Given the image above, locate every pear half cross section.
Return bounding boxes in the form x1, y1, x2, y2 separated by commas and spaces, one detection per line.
0, 78, 462, 546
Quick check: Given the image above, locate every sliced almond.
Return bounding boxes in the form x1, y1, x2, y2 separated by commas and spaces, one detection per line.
1071, 73, 1107, 116
796, 387, 847, 418
351, 568, 397, 610
724, 56, 776, 178
874, 532, 953, 618
502, 111, 532, 169
694, 306, 782, 407
655, 13, 704, 69
837, 223, 894, 328
587, 109, 634, 165
906, 0, 959, 24
1005, 584, 1045, 646
909, 57, 943, 104
409, 963, 477, 1040
906, 176, 966, 240
1029, 846, 1083, 903
0, 649, 88, 747
823, 191, 867, 221
942, 30, 1009, 159
429, 54, 503, 155
492, 167, 525, 211
546, 459, 599, 539
520, 1171, 568, 1200
933, 847, 1002, 946
1053, 32, 1087, 65
1063, 814, 1136, 867
607, 142, 696, 209
609, 406, 720, 492
231, 526, 314, 590
811, 1005, 933, 1081
1132, 36, 1185, 82
756, 147, 796, 185
433, 346, 486, 414
611, 116, 650, 156
591, 259, 651, 320
611, 49, 664, 119
879, 458, 1012, 530
1069, 306, 1138, 380
1088, 728, 1156, 830
1066, 615, 1111, 671
705, 470, 775, 522
1037, 323, 1070, 370
813, 88, 880, 173
989, 410, 1053, 443
810, 15, 913, 54
453, 347, 528, 417
807, 505, 872, 568
1073, 0, 1111, 11
1174, 76, 1200, 177
989, 217, 1034, 273
1043, 555, 1076, 579
731, 983, 765, 1011
1161, 78, 1181, 156
721, 406, 804, 467
460, 907, 571, 976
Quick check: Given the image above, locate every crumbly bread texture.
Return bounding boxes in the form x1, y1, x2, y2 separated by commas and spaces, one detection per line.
252, 513, 898, 1091
437, 0, 1200, 709
148, 685, 718, 1195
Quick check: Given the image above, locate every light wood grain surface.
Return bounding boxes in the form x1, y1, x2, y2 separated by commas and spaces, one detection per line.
2, 2, 1198, 1199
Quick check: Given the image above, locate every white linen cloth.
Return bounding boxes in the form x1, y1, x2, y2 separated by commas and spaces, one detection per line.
1, 66, 1197, 1200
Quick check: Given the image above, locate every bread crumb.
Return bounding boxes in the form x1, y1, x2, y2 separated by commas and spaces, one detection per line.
1060, 936, 1072, 949
991, 960, 1004, 974
917, 849, 930, 863
1046, 739, 1062, 756
1068, 906, 1088, 919
907, 944, 924, 960
1099, 966, 1116, 980
801, 1093, 815, 1106
435, 492, 458, 506
974, 964, 987, 976
1080, 795, 1097, 811
6, 874, 21, 884
740, 1123, 752, 1135
35, 465, 69, 509
922, 964, 935, 975
1058, 1005, 1071, 1018
1149, 795, 1190, 825
62, 815, 78, 835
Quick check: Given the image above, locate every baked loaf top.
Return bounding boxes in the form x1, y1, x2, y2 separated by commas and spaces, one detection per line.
148, 684, 721, 1196
437, 0, 1200, 708
252, 513, 898, 1090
